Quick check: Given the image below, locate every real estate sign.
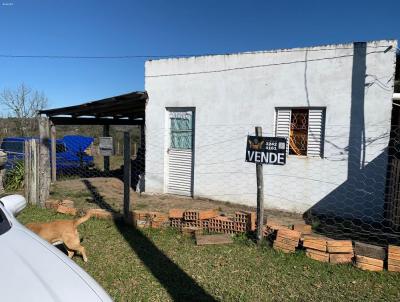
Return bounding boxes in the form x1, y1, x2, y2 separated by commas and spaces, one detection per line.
245, 136, 287, 165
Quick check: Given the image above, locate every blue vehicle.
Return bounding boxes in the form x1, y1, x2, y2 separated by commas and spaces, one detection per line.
0, 136, 94, 172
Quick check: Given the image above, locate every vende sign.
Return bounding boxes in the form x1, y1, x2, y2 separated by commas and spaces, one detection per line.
246, 136, 287, 165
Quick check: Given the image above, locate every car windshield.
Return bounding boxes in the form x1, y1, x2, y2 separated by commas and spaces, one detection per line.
0, 208, 11, 236
1, 141, 24, 153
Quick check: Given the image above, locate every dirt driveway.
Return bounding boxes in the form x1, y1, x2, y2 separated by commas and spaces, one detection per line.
50, 177, 303, 226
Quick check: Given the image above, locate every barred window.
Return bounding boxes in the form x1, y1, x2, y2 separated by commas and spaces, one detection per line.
290, 109, 308, 155
275, 108, 325, 157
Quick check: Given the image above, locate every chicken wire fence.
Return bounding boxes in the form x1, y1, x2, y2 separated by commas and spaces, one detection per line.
2, 122, 400, 245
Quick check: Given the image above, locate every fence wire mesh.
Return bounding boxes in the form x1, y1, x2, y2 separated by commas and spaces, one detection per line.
2, 121, 400, 246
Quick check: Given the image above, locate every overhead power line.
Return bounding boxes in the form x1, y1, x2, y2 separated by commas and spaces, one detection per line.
0, 44, 393, 60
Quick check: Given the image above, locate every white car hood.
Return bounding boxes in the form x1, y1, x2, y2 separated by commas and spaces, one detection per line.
0, 223, 112, 302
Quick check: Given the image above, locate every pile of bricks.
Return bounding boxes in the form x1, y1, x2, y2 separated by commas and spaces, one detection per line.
303, 236, 329, 262
273, 228, 301, 253
355, 255, 383, 271
388, 245, 400, 272
353, 242, 384, 272
303, 237, 354, 264
132, 210, 169, 229
167, 208, 256, 235
327, 240, 354, 264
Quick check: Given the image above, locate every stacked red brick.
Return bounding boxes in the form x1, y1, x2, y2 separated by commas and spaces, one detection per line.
168, 208, 255, 234
354, 242, 384, 272
132, 210, 169, 229
327, 240, 354, 264
388, 245, 400, 272
303, 236, 329, 262
273, 229, 301, 253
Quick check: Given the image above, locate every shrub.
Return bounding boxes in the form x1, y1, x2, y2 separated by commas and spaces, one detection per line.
4, 160, 24, 192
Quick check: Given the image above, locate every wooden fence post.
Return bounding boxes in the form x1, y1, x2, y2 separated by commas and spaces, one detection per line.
123, 132, 131, 222
38, 117, 50, 208
255, 126, 264, 244
50, 121, 57, 183
24, 139, 39, 205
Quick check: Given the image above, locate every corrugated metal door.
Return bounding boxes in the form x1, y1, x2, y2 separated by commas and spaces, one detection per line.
167, 111, 194, 196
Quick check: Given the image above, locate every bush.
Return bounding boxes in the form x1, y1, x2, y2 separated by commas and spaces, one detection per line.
4, 161, 24, 192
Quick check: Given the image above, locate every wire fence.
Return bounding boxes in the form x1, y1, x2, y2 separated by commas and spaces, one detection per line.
1, 122, 400, 245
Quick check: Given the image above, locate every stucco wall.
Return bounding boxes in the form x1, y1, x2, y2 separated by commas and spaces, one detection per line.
144, 40, 397, 221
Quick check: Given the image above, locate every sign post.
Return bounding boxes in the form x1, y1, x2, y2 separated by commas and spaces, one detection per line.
246, 127, 287, 244
255, 127, 264, 245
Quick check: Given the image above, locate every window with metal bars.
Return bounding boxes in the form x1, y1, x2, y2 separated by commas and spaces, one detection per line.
275, 107, 325, 157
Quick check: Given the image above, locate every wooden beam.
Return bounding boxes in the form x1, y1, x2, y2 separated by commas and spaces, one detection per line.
49, 116, 144, 126
40, 92, 147, 117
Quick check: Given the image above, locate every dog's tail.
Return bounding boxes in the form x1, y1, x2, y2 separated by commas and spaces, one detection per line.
74, 210, 93, 226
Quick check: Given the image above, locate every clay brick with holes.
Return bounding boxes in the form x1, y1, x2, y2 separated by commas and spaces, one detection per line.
170, 218, 183, 229
200, 219, 209, 229
235, 211, 256, 231
183, 210, 199, 221
182, 220, 202, 228
221, 218, 235, 234
234, 221, 247, 233
208, 216, 230, 233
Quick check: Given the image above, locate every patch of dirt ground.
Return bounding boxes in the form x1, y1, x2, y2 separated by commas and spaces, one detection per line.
50, 177, 303, 226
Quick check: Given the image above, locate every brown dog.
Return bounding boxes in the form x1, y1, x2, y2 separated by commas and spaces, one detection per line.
26, 211, 92, 262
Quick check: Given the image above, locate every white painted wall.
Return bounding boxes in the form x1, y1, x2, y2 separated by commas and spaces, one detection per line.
145, 40, 397, 221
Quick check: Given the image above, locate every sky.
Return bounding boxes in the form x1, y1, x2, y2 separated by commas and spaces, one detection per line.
0, 0, 399, 110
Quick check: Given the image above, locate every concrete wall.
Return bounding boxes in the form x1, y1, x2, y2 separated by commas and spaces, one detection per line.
145, 40, 397, 221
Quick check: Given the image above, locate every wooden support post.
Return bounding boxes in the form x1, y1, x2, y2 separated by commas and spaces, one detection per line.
123, 132, 131, 222
38, 117, 51, 207
103, 124, 110, 172
24, 139, 39, 205
50, 122, 57, 183
255, 126, 264, 244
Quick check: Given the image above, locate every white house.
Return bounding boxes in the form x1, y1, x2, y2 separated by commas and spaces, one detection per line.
144, 40, 397, 222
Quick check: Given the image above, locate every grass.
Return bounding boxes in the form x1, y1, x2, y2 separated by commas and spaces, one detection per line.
17, 206, 400, 302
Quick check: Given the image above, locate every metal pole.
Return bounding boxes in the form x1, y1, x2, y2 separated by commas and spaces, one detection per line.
255, 126, 264, 244
123, 132, 131, 222
103, 124, 110, 172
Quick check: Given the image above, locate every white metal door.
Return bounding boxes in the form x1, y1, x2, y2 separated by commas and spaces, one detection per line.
167, 111, 193, 196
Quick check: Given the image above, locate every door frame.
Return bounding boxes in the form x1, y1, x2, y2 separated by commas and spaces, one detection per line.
164, 107, 196, 196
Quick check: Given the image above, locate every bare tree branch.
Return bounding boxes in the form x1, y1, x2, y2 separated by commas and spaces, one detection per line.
0, 83, 48, 136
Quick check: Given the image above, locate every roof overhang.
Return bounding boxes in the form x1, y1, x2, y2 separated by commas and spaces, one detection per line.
39, 91, 147, 125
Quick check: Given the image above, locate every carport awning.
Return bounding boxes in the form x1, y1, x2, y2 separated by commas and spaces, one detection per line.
39, 91, 147, 125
